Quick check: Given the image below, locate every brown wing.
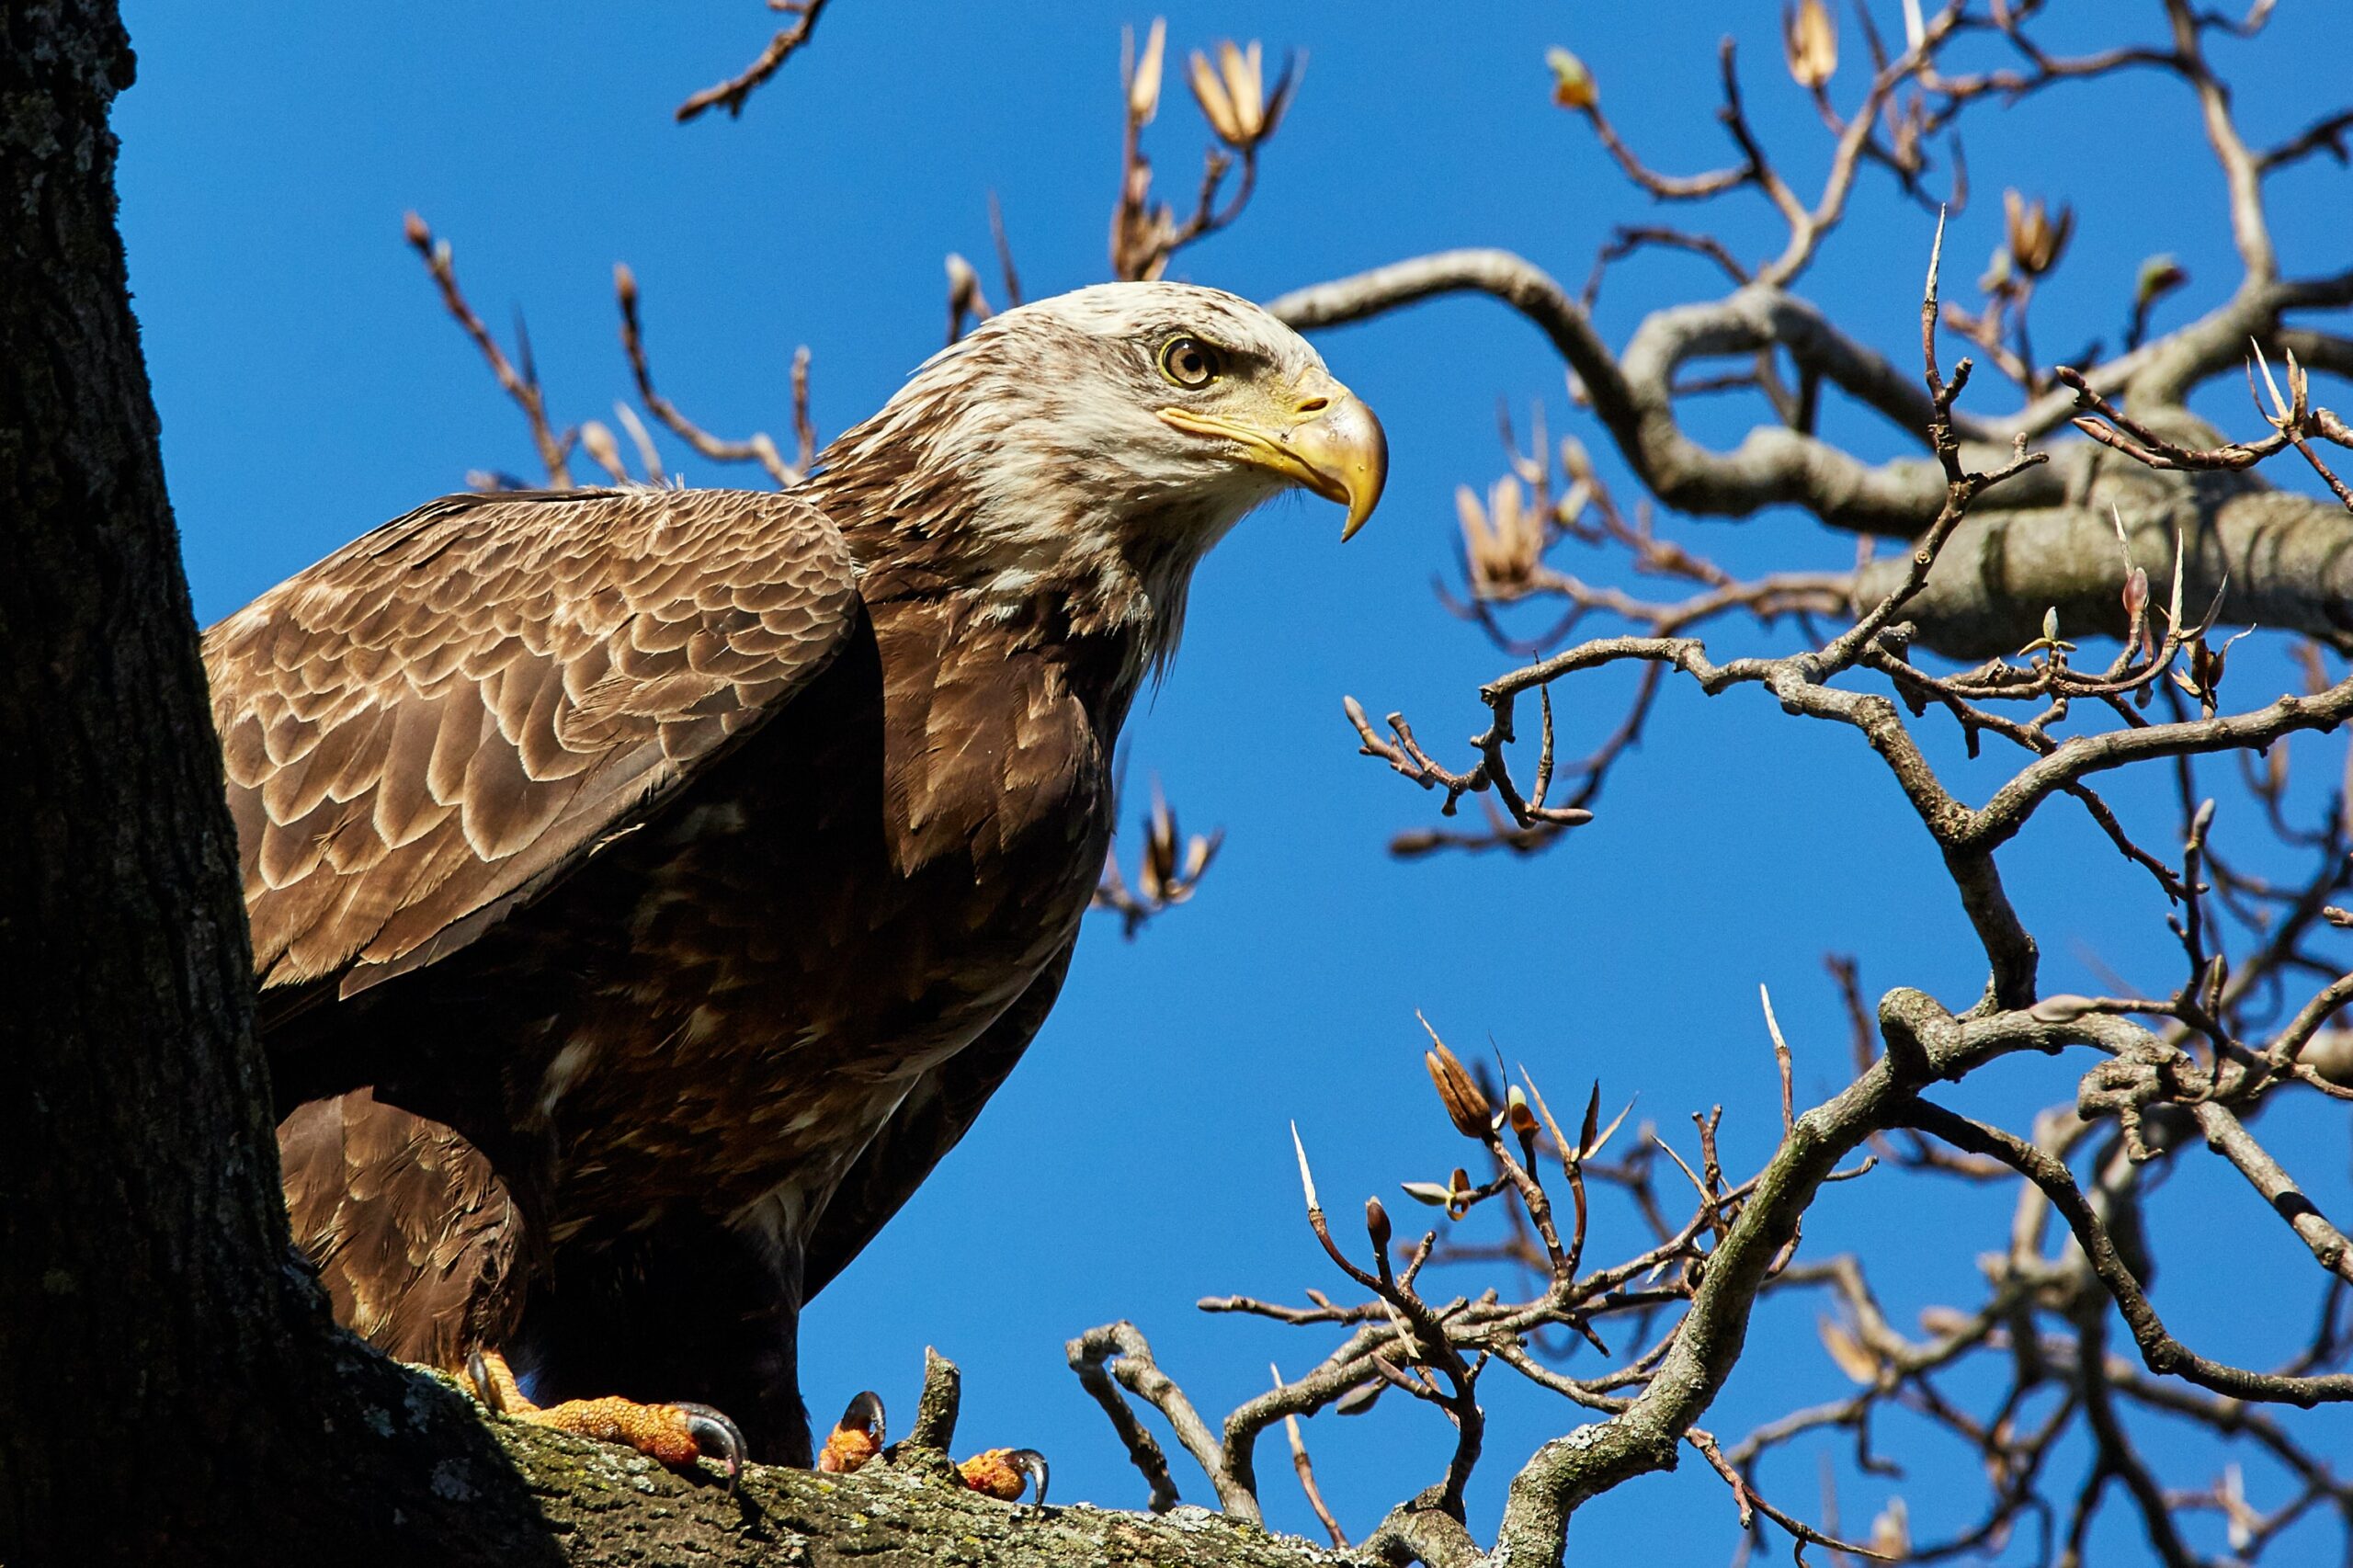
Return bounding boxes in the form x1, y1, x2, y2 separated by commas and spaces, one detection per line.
802, 939, 1076, 1299
204, 487, 858, 998
279, 1088, 521, 1370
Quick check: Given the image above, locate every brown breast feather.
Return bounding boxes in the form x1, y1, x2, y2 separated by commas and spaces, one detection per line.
204, 487, 858, 999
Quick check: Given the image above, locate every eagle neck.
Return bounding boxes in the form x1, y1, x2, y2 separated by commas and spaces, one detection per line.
806, 454, 1225, 732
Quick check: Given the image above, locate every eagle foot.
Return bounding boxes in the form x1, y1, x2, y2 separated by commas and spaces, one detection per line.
813, 1390, 1048, 1504
954, 1447, 1051, 1503
816, 1388, 887, 1474
464, 1347, 746, 1494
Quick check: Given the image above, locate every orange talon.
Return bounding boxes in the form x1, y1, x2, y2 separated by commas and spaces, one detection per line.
816, 1390, 887, 1475
463, 1348, 745, 1492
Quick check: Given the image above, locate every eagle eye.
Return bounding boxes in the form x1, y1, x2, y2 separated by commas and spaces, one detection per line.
1157, 335, 1225, 391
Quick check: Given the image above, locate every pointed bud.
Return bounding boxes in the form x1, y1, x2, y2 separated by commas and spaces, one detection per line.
1506, 1084, 1540, 1141
614, 262, 638, 310
1180, 831, 1218, 884
1399, 1181, 1455, 1208
1364, 1197, 1392, 1253
2135, 254, 2188, 309
2041, 606, 2060, 644
1127, 19, 1167, 125
403, 210, 431, 248
2122, 566, 2149, 622
579, 420, 625, 483
1545, 48, 1597, 111
1290, 1121, 1321, 1213
1918, 1305, 1972, 1336
1978, 244, 2014, 296
1818, 1315, 1879, 1384
1782, 0, 1837, 90
1141, 789, 1178, 903
1456, 483, 1491, 543
1869, 1498, 1911, 1562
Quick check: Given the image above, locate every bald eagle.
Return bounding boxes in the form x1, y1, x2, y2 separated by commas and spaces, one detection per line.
208, 283, 1384, 1477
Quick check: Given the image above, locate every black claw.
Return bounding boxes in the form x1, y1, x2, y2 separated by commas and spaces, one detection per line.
676, 1403, 747, 1494
1006, 1448, 1050, 1506
835, 1389, 887, 1446
463, 1349, 505, 1412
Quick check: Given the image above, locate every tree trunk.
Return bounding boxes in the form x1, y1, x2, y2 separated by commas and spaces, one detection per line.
0, 6, 551, 1562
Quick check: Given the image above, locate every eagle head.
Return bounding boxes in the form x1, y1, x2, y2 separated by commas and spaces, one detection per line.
813, 281, 1386, 669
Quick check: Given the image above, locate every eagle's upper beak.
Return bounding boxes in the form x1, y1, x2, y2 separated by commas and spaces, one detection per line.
1159, 381, 1388, 540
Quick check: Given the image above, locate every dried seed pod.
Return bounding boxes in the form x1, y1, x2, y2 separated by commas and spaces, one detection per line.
1424, 1039, 1493, 1140
1818, 1315, 1879, 1384
2003, 189, 2074, 278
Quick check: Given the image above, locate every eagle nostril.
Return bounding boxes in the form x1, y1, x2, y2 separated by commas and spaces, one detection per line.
1294, 395, 1330, 415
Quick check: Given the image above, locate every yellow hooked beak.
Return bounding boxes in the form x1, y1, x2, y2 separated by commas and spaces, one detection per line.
1158, 381, 1388, 540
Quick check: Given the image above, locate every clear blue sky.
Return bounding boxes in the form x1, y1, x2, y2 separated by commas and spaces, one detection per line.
115, 3, 2353, 1560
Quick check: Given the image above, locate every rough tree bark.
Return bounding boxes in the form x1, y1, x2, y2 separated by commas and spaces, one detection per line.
0, 5, 573, 1563
0, 8, 1347, 1566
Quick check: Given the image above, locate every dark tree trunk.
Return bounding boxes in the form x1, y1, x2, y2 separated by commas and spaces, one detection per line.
0, 6, 559, 1564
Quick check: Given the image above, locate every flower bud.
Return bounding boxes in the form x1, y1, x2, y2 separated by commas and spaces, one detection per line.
1546, 48, 1597, 111
1365, 1196, 1392, 1253
579, 420, 625, 483
2135, 254, 2188, 310
1127, 19, 1166, 125
1782, 0, 1837, 90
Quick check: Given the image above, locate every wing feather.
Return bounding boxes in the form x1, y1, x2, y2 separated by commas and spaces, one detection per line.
280, 1089, 524, 1369
207, 487, 858, 997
